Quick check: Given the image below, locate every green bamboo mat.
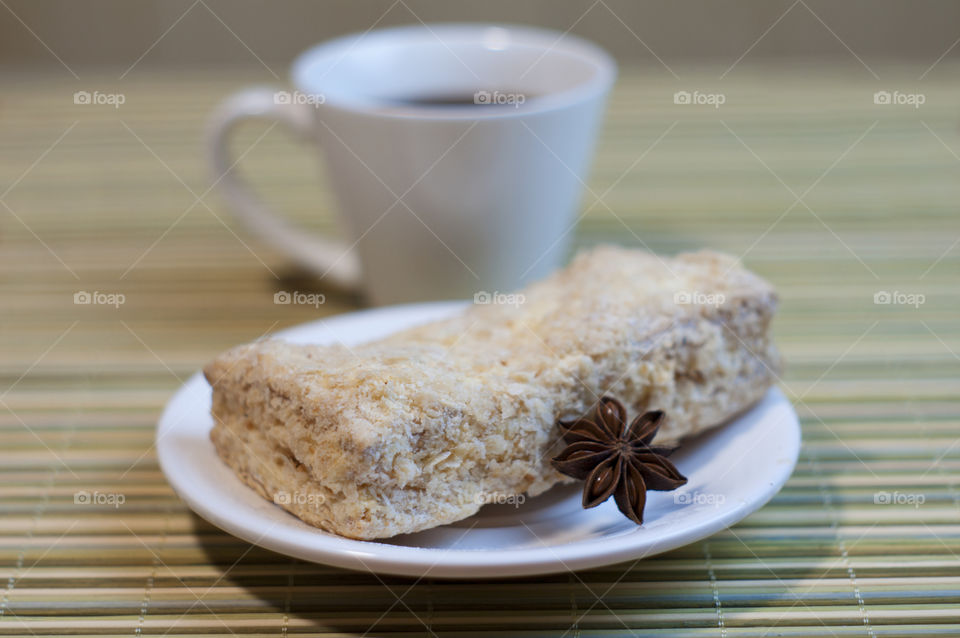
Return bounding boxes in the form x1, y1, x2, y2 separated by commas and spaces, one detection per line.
2, 64, 960, 636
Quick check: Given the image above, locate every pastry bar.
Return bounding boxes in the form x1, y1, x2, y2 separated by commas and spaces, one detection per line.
205, 246, 780, 539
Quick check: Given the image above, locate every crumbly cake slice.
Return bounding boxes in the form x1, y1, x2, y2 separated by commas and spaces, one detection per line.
205, 246, 780, 539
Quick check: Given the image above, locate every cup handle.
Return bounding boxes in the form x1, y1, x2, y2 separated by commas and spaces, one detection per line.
206, 86, 361, 290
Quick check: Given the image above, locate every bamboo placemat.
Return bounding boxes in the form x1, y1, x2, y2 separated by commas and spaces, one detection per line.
2, 64, 960, 636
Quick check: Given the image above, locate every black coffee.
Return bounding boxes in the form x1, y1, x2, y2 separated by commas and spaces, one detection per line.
384, 91, 532, 108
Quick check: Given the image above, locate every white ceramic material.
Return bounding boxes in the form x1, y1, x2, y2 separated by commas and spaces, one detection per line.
206, 24, 616, 305
157, 302, 801, 579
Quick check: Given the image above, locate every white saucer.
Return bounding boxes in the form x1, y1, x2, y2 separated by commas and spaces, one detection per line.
157, 301, 800, 578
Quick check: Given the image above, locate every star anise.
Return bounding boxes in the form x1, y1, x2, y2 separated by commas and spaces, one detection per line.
551, 397, 687, 524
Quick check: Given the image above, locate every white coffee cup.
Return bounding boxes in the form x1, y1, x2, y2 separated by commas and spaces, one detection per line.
208, 23, 615, 305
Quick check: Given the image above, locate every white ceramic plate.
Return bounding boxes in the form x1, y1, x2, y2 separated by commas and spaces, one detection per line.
157, 301, 800, 578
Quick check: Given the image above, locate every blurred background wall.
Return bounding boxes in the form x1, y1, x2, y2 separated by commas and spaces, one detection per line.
3, 0, 959, 70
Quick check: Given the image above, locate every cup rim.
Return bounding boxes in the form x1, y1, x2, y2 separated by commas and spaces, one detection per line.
290, 22, 617, 120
